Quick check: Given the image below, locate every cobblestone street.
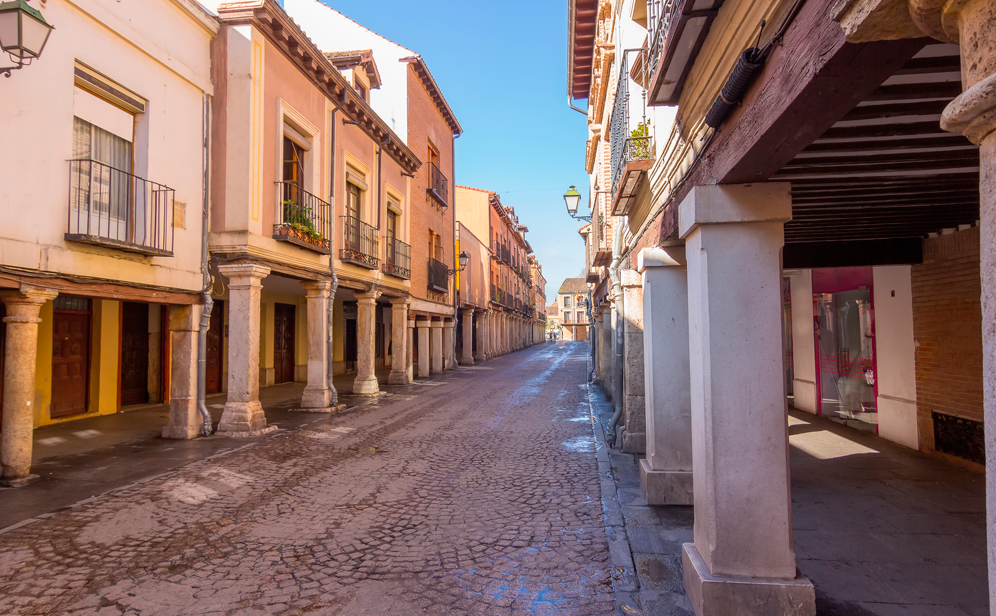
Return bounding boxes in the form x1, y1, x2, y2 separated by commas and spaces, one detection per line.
0, 343, 614, 616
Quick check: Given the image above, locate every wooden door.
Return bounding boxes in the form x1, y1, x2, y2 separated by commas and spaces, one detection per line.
274, 303, 295, 384
52, 311, 90, 418
0, 303, 5, 424
206, 300, 224, 394
120, 302, 149, 406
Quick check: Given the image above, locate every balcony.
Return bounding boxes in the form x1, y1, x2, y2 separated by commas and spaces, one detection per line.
66, 159, 175, 257
428, 257, 449, 293
646, 0, 724, 106
273, 182, 331, 254
382, 237, 411, 280
610, 54, 655, 217
427, 161, 449, 208
340, 216, 379, 269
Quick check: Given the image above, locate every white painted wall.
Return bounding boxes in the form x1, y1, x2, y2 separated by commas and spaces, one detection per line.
787, 269, 817, 413
873, 265, 919, 450
283, 0, 411, 142
0, 0, 216, 292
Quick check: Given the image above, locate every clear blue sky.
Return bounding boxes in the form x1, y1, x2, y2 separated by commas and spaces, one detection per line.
317, 0, 592, 301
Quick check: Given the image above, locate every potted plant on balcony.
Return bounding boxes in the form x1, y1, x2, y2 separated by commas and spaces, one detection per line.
274, 200, 330, 252
630, 122, 652, 160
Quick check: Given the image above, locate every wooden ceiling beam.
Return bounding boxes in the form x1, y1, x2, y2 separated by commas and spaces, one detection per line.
820, 121, 945, 139
801, 134, 972, 153
840, 99, 949, 121
893, 55, 960, 75
785, 147, 977, 167
865, 81, 962, 102
775, 157, 978, 176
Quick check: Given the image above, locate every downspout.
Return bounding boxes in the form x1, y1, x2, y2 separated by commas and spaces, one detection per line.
327, 90, 347, 404
605, 220, 625, 447
568, 96, 587, 115
197, 93, 213, 437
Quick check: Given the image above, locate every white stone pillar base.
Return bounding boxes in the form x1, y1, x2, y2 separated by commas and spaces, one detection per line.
353, 376, 381, 395
218, 400, 272, 437
300, 387, 333, 409
639, 459, 693, 506
682, 544, 814, 616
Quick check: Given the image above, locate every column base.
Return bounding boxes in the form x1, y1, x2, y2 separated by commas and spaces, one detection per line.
217, 400, 268, 435
387, 370, 409, 385
300, 386, 331, 410
162, 398, 206, 440
289, 403, 347, 413
681, 544, 815, 616
1, 474, 39, 488
639, 459, 693, 505
353, 376, 380, 395
474, 354, 485, 362
461, 355, 474, 365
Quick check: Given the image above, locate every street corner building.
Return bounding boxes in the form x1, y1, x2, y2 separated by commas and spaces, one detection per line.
0, 0, 554, 487
568, 0, 996, 614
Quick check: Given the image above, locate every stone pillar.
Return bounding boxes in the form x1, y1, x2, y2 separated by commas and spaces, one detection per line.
417, 319, 431, 378
443, 320, 455, 370
388, 298, 410, 385
0, 288, 57, 486
217, 263, 271, 436
406, 319, 415, 382
474, 310, 486, 362
162, 304, 202, 440
593, 309, 605, 383
637, 247, 693, 505
300, 280, 334, 409
431, 320, 444, 374
619, 270, 646, 454
678, 184, 813, 615
461, 308, 475, 365
352, 291, 381, 395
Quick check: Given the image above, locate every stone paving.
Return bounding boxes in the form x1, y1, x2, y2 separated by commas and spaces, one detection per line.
0, 342, 614, 616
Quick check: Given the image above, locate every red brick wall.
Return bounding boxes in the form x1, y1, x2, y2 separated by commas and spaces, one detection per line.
407, 65, 456, 311
911, 227, 983, 451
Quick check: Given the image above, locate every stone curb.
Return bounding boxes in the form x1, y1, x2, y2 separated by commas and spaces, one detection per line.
587, 379, 643, 616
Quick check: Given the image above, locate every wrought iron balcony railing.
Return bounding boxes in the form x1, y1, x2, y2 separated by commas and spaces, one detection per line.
340, 216, 379, 269
274, 182, 331, 254
610, 53, 652, 200
428, 257, 449, 293
427, 161, 449, 207
67, 159, 175, 256
647, 0, 677, 91
382, 236, 411, 280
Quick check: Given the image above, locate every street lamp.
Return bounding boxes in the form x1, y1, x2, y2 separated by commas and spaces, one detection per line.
0, 0, 54, 78
563, 185, 592, 222
448, 251, 470, 275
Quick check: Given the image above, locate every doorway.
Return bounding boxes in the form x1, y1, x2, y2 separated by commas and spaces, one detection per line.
121, 302, 150, 406
51, 297, 91, 418
0, 303, 5, 423
274, 303, 296, 384
344, 301, 357, 372
206, 300, 224, 394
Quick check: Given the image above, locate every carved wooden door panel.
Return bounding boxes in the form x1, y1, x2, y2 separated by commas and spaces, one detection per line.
51, 311, 90, 418
206, 300, 224, 394
274, 303, 295, 384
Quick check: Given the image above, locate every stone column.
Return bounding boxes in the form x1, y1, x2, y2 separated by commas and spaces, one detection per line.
217, 263, 271, 436
474, 310, 486, 362
388, 298, 410, 385
407, 318, 415, 382
619, 269, 646, 454
0, 288, 57, 486
162, 304, 202, 440
678, 184, 813, 615
300, 280, 334, 409
604, 304, 616, 400
417, 319, 430, 378
443, 320, 455, 370
431, 320, 444, 374
637, 246, 693, 505
461, 308, 475, 365
593, 309, 605, 383
353, 291, 381, 395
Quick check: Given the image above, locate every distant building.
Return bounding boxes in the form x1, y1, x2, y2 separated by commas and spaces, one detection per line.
558, 278, 589, 342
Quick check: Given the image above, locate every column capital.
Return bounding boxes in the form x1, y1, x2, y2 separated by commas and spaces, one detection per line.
941, 72, 996, 145
416, 319, 431, 328
1, 287, 58, 307
442, 320, 455, 329
429, 320, 443, 328
461, 307, 475, 316
678, 184, 792, 239
638, 246, 686, 272
301, 279, 333, 297
356, 291, 381, 305
218, 263, 271, 286
389, 296, 411, 307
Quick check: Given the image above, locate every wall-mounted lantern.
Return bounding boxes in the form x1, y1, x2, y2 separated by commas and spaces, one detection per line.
0, 0, 54, 77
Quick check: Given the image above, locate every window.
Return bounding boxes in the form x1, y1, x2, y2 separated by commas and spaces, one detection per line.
578, 311, 585, 323
355, 83, 367, 102
563, 311, 570, 323
563, 296, 572, 309
282, 136, 304, 188
386, 210, 398, 262
427, 143, 439, 167
72, 116, 133, 219
346, 183, 361, 220
429, 231, 443, 262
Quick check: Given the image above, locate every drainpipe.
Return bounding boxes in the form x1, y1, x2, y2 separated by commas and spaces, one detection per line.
196, 93, 213, 437
327, 90, 347, 404
605, 220, 625, 447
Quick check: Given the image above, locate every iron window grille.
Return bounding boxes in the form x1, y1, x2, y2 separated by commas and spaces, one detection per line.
340, 216, 379, 269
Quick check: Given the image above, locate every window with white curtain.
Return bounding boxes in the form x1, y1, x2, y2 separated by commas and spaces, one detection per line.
71, 116, 132, 220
